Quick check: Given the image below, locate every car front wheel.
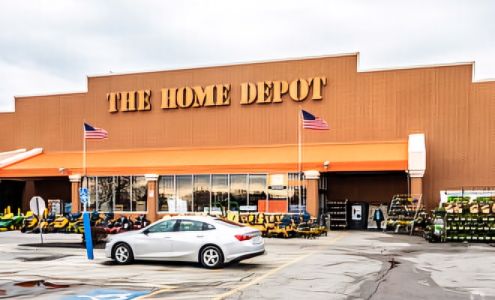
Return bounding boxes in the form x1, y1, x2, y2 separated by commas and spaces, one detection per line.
113, 243, 134, 264
200, 245, 224, 269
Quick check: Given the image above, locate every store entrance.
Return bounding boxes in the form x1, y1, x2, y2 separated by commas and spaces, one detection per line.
0, 178, 72, 214
0, 180, 25, 214
321, 171, 408, 230
324, 171, 408, 205
29, 178, 72, 214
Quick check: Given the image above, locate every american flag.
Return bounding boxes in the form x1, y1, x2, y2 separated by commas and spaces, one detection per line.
301, 110, 329, 130
84, 123, 108, 140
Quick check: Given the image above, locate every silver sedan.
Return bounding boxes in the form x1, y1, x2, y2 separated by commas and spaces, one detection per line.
105, 216, 265, 268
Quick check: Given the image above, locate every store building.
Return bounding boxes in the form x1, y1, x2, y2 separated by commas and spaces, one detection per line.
0, 53, 493, 221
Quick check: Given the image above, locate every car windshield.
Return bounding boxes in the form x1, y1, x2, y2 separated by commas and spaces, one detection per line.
214, 218, 245, 228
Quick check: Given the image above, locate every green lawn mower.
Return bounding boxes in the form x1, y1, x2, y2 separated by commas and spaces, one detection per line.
0, 213, 24, 231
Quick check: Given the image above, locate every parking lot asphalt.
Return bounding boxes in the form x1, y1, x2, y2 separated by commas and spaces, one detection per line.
1, 231, 495, 299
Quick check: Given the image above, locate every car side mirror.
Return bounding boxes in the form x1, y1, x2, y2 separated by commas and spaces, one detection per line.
143, 229, 150, 235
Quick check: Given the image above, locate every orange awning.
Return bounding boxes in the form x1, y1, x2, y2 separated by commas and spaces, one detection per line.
0, 141, 408, 177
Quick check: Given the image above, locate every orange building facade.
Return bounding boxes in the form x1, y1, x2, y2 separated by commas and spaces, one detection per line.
0, 53, 493, 220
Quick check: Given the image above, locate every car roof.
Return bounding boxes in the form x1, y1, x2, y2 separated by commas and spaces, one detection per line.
157, 215, 247, 229
162, 215, 218, 221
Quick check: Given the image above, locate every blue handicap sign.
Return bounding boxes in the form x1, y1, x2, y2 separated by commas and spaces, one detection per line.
79, 187, 89, 204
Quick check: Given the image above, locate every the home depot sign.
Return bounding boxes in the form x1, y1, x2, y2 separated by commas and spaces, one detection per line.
106, 76, 327, 112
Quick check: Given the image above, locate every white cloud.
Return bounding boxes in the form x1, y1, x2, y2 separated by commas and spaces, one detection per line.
0, 0, 494, 111
0, 61, 83, 111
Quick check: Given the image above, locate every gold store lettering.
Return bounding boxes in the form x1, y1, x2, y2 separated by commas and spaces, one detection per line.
107, 76, 326, 113
107, 90, 152, 113
161, 84, 231, 109
240, 76, 327, 105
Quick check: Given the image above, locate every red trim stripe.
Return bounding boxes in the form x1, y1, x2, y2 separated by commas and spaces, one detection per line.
302, 118, 329, 130
84, 128, 108, 140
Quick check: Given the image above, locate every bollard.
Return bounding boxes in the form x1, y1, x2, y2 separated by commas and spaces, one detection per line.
83, 212, 94, 260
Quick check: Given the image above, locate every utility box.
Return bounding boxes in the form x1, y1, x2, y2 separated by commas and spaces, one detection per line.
348, 202, 369, 230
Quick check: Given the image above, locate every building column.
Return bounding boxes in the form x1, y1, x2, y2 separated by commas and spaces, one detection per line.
304, 170, 320, 218
145, 174, 159, 222
69, 174, 81, 213
22, 180, 36, 212
408, 133, 426, 204
410, 177, 423, 196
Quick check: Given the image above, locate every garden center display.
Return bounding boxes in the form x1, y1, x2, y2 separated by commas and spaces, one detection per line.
385, 194, 426, 234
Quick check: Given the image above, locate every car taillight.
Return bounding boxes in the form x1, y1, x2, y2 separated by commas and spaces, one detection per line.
235, 234, 253, 241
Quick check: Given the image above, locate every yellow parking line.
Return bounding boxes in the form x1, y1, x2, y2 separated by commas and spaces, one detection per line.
134, 232, 347, 300
135, 286, 175, 299
212, 232, 348, 300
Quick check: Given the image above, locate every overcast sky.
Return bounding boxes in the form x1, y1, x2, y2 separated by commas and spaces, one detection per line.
0, 0, 494, 111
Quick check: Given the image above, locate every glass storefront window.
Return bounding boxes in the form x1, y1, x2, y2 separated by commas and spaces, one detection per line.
158, 176, 174, 212
193, 175, 210, 213
83, 176, 149, 213
249, 174, 267, 211
81, 173, 303, 214
288, 172, 306, 212
230, 174, 247, 211
176, 175, 193, 212
97, 176, 114, 212
268, 174, 288, 200
156, 174, 274, 214
212, 175, 228, 213
267, 174, 288, 213
132, 176, 147, 211
114, 176, 130, 211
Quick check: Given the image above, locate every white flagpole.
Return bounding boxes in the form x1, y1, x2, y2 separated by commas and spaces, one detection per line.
82, 122, 87, 212
83, 123, 86, 177
298, 107, 302, 214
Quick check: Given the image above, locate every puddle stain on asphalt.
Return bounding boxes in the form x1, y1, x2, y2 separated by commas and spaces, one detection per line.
17, 254, 75, 262
0, 279, 71, 298
14, 280, 70, 289
388, 258, 401, 269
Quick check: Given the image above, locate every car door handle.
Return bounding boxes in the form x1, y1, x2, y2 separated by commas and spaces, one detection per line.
196, 235, 204, 238
163, 236, 171, 239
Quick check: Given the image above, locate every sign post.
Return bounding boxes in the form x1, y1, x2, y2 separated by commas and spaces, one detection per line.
29, 196, 46, 245
79, 187, 94, 260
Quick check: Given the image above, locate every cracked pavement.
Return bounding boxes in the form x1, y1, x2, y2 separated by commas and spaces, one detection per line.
0, 231, 494, 299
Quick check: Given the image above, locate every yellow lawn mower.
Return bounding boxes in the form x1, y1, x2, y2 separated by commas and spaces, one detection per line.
20, 211, 39, 233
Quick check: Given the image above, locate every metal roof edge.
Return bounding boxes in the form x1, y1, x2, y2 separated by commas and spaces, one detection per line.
14, 91, 87, 99
87, 52, 361, 78
358, 61, 475, 73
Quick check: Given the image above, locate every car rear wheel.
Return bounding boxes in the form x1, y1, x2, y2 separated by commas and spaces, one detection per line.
200, 245, 224, 269
113, 243, 134, 264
